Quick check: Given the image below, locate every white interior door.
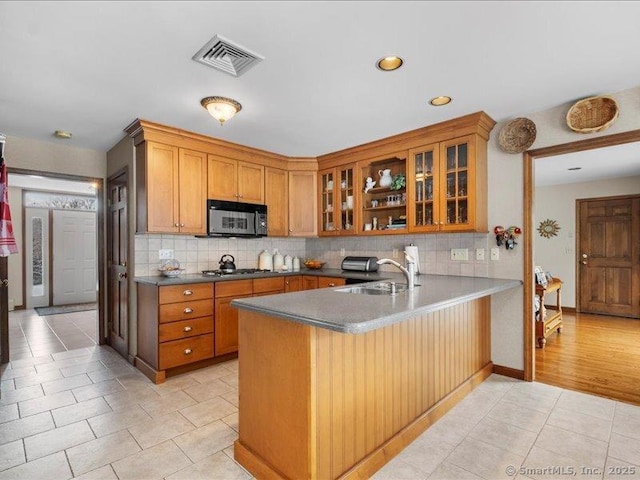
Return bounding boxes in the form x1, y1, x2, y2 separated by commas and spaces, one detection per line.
53, 210, 97, 305
25, 207, 50, 308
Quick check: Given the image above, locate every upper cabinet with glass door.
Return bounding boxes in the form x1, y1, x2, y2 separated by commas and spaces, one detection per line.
408, 134, 487, 233
318, 164, 357, 236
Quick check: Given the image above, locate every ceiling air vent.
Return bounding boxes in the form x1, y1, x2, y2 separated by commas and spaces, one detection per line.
192, 34, 264, 77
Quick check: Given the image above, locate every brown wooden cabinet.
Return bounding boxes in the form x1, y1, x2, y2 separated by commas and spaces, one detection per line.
208, 155, 265, 204
214, 277, 286, 356
285, 276, 302, 292
408, 135, 487, 233
265, 167, 288, 236
319, 164, 357, 236
289, 171, 317, 237
136, 142, 207, 234
136, 282, 215, 383
302, 275, 345, 290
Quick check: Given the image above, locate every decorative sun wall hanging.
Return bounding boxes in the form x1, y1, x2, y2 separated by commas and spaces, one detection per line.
538, 219, 561, 238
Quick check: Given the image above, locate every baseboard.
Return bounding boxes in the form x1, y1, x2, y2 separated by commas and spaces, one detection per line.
127, 354, 136, 365
544, 304, 575, 314
493, 364, 525, 380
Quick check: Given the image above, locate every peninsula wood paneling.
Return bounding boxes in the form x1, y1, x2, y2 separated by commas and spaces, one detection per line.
236, 296, 491, 480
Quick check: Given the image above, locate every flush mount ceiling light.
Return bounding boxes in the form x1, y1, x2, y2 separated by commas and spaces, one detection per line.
200, 96, 242, 126
54, 130, 72, 139
429, 96, 452, 106
376, 56, 404, 71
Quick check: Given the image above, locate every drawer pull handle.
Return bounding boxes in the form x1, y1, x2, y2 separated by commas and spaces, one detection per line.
184, 348, 193, 355
183, 289, 193, 296
183, 308, 193, 314
328, 283, 335, 287
183, 326, 193, 332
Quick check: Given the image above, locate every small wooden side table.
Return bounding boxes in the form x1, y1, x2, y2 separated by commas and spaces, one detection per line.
535, 277, 563, 348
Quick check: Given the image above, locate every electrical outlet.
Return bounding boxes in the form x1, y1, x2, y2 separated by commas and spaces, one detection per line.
340, 248, 346, 257
159, 249, 174, 260
490, 247, 500, 261
476, 248, 485, 261
450, 248, 468, 261
392, 248, 399, 259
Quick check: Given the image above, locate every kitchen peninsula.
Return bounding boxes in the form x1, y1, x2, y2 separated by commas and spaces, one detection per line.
230, 274, 521, 479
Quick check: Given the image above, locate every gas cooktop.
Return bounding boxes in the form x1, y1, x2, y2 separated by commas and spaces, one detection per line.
202, 268, 272, 277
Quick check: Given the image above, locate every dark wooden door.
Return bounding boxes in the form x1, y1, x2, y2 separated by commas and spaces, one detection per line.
578, 195, 640, 318
107, 171, 128, 357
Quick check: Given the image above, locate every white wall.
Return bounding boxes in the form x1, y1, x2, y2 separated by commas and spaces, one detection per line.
535, 175, 640, 308
487, 85, 640, 370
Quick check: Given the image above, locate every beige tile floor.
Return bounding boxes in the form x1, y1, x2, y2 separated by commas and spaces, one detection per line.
1, 345, 639, 480
8, 309, 97, 360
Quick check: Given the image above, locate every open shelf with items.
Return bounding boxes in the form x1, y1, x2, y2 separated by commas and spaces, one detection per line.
360, 156, 407, 234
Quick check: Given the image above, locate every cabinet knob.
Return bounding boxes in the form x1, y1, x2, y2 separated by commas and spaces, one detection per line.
174, 223, 179, 227
183, 290, 193, 296
183, 326, 193, 332
183, 307, 193, 314
184, 348, 193, 355
180, 223, 185, 227
238, 194, 243, 198
289, 229, 293, 233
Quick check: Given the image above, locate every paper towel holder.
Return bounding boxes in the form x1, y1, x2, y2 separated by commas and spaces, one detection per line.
405, 243, 421, 275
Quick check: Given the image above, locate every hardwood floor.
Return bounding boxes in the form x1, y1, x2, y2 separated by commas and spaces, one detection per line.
536, 311, 640, 405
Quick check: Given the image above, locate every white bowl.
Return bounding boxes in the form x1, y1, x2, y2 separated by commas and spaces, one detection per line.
159, 268, 185, 277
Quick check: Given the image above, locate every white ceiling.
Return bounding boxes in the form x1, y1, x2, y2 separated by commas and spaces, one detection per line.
535, 142, 640, 186
1, 1, 640, 157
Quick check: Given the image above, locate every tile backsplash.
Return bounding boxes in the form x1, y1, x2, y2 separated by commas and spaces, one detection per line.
134, 235, 306, 277
133, 233, 520, 279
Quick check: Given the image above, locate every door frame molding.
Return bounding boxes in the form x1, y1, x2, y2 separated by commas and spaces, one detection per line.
7, 167, 105, 345
522, 129, 640, 381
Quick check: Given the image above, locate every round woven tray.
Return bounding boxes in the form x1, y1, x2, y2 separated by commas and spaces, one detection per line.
498, 118, 537, 154
566, 96, 619, 134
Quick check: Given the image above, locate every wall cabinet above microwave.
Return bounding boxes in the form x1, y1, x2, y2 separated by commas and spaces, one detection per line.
135, 141, 207, 234
207, 156, 264, 205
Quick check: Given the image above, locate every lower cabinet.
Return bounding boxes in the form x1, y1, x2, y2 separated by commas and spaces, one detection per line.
136, 282, 215, 383
214, 277, 286, 356
302, 275, 346, 290
136, 275, 339, 383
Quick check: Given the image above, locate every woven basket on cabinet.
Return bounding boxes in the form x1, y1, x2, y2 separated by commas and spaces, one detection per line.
566, 96, 619, 134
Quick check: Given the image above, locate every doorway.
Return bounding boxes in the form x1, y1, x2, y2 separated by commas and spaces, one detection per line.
2, 167, 105, 360
523, 130, 640, 385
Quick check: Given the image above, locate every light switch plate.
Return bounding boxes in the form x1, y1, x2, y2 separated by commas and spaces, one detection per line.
159, 249, 174, 260
490, 247, 500, 261
450, 248, 469, 261
476, 248, 485, 261
392, 249, 399, 259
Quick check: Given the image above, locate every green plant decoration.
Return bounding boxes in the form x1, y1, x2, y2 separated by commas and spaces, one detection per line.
390, 174, 406, 191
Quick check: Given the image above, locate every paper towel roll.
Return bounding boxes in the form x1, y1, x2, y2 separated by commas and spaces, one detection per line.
405, 244, 420, 275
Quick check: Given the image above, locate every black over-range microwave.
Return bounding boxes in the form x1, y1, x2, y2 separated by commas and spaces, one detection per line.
205, 199, 268, 237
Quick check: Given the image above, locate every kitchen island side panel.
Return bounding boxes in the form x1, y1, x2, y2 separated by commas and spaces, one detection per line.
235, 297, 491, 480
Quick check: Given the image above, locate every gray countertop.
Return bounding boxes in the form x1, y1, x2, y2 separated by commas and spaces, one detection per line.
134, 268, 391, 286
231, 274, 522, 334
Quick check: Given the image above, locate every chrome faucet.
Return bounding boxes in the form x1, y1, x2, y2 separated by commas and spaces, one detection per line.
377, 253, 416, 291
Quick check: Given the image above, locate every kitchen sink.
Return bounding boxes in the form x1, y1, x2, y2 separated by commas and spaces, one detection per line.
336, 282, 410, 295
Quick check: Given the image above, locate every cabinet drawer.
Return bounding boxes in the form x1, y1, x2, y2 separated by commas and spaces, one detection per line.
318, 277, 346, 288
159, 333, 214, 370
253, 277, 285, 294
216, 279, 253, 298
158, 316, 214, 343
159, 283, 213, 304
159, 299, 213, 323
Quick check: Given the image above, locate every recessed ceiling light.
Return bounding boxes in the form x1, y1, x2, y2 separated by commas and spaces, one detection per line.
376, 56, 404, 71
54, 130, 72, 139
567, 167, 582, 171
429, 96, 452, 106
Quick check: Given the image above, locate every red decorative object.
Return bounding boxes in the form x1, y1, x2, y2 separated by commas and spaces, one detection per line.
494, 225, 522, 250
